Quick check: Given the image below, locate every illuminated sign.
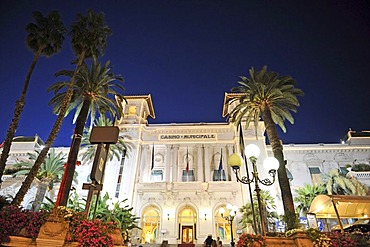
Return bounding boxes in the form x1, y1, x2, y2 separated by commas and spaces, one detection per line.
159, 134, 216, 140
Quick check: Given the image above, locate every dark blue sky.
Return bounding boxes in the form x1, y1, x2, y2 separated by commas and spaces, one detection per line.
1, 0, 370, 147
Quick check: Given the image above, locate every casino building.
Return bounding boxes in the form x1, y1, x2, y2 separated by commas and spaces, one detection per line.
1, 94, 370, 245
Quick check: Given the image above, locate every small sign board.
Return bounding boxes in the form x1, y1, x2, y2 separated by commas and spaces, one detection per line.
90, 144, 108, 184
307, 213, 318, 229
317, 220, 324, 231
276, 220, 285, 230
90, 126, 119, 144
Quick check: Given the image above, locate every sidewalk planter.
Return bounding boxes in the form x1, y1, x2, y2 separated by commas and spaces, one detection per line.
36, 216, 69, 247
110, 228, 124, 245
288, 231, 314, 247
265, 237, 295, 246
1, 236, 36, 246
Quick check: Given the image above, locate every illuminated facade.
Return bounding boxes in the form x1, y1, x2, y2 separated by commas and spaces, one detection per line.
1, 94, 370, 245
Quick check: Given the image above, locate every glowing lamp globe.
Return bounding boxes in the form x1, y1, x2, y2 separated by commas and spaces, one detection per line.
245, 144, 260, 159
228, 153, 243, 169
263, 157, 279, 171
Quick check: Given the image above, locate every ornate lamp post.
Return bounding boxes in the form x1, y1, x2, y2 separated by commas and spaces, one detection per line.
228, 144, 279, 236
219, 204, 238, 247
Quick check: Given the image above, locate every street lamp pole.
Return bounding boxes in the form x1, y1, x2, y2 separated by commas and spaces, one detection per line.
219, 204, 237, 247
228, 144, 279, 236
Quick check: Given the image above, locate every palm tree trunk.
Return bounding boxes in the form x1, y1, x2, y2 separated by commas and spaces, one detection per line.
261, 107, 297, 230
31, 179, 49, 212
57, 98, 91, 206
11, 51, 86, 206
0, 50, 41, 184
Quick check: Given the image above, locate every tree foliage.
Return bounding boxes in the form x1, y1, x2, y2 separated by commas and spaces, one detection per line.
322, 169, 369, 196
230, 66, 304, 230
239, 190, 279, 232
294, 184, 326, 216
0, 10, 66, 184
12, 149, 69, 211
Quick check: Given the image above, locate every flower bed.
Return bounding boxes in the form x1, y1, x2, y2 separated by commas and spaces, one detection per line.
0, 205, 124, 247
236, 228, 370, 247
0, 205, 49, 243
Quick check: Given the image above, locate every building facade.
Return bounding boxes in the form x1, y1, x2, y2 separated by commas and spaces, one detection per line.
1, 94, 369, 245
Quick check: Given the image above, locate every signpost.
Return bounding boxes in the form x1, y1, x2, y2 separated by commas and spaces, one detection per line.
83, 126, 119, 216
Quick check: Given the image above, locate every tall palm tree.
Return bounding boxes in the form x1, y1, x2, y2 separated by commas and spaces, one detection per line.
12, 10, 112, 206
80, 116, 132, 163
294, 183, 325, 216
13, 149, 66, 211
229, 66, 304, 230
49, 59, 124, 206
0, 11, 65, 184
322, 169, 368, 196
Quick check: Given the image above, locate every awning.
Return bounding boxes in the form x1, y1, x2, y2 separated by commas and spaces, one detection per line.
309, 195, 370, 232
309, 195, 370, 219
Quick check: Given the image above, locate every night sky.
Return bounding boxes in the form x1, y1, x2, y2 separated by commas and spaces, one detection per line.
1, 0, 370, 147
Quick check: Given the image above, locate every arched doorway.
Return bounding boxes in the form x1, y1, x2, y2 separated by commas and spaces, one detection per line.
178, 206, 197, 244
215, 205, 234, 242
141, 206, 160, 244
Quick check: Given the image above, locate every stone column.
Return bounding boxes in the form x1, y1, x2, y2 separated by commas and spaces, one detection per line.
196, 145, 203, 182
227, 144, 235, 181
204, 145, 211, 182
140, 145, 148, 182
165, 145, 171, 182
172, 145, 179, 182
221, 145, 229, 181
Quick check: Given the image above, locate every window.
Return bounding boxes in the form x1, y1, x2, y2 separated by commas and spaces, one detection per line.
141, 206, 160, 244
216, 206, 233, 241
213, 170, 226, 181
151, 170, 163, 182
115, 151, 126, 198
339, 166, 349, 175
309, 167, 322, 185
182, 170, 195, 182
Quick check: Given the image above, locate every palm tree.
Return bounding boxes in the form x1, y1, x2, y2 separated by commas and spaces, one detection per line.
294, 183, 325, 216
12, 149, 66, 211
229, 66, 304, 230
322, 169, 368, 196
80, 116, 132, 163
12, 10, 112, 206
0, 11, 65, 184
239, 190, 278, 233
49, 59, 124, 206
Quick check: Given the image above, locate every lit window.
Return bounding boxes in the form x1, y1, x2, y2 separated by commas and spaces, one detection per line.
309, 167, 322, 185
141, 206, 160, 244
151, 170, 163, 182
213, 170, 226, 181
182, 170, 195, 182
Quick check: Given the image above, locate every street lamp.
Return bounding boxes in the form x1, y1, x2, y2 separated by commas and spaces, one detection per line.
219, 204, 238, 247
228, 144, 279, 236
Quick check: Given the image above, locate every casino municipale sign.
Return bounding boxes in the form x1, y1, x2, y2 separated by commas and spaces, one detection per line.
159, 134, 216, 140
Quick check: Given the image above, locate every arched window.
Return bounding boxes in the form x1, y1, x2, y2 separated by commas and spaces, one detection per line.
141, 206, 160, 244
215, 205, 234, 242
178, 207, 197, 224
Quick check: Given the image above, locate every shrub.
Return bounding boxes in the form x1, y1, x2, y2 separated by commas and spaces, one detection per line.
327, 231, 357, 247
74, 219, 114, 247
237, 233, 266, 247
351, 163, 370, 172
